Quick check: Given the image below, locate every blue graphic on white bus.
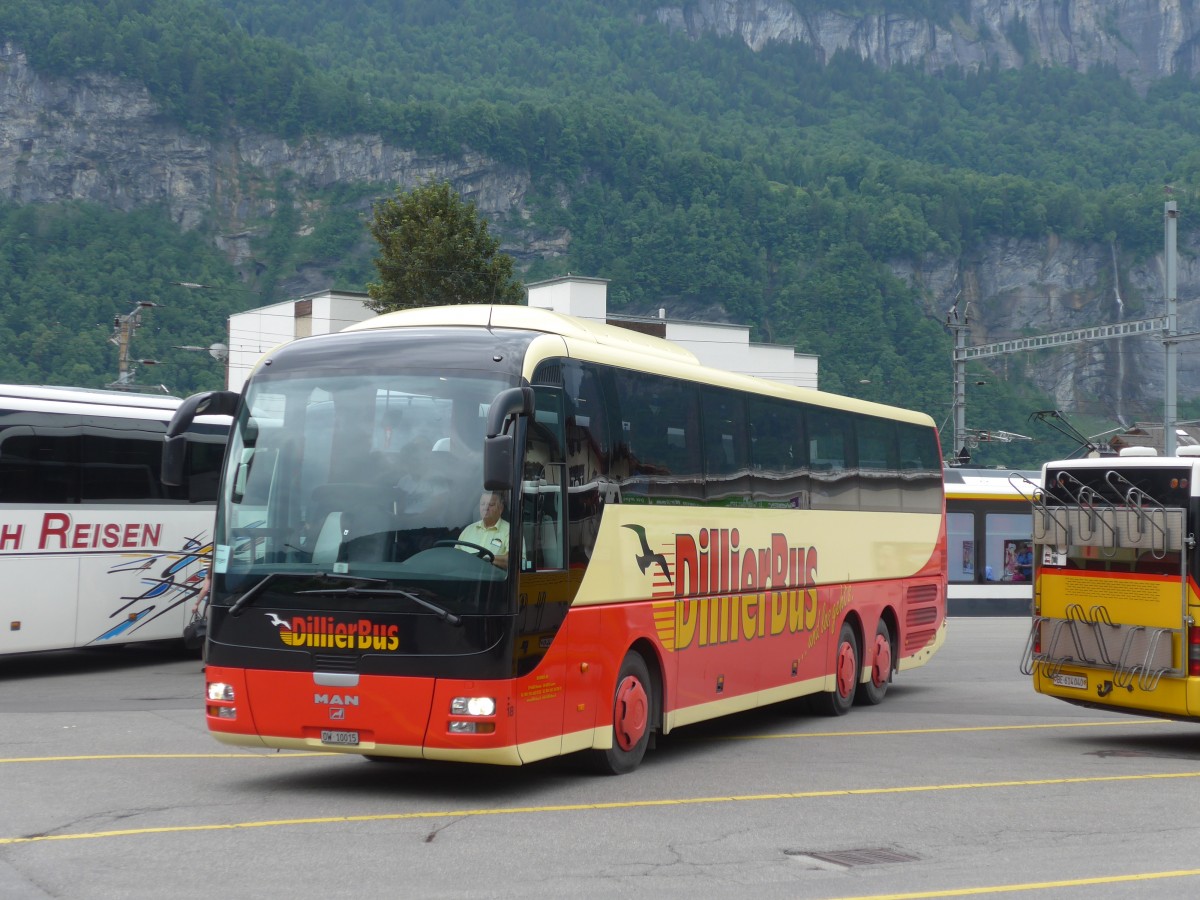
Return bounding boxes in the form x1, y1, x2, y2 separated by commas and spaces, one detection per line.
96, 534, 212, 643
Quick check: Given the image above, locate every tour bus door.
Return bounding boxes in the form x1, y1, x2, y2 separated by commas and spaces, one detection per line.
513, 386, 573, 761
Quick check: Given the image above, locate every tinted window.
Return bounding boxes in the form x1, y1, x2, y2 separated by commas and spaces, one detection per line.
807, 408, 857, 509
0, 413, 225, 505
611, 370, 702, 503
747, 396, 809, 508
701, 388, 750, 504
560, 361, 617, 562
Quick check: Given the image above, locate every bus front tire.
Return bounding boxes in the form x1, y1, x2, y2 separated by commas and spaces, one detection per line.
855, 618, 892, 706
590, 651, 653, 775
811, 622, 859, 716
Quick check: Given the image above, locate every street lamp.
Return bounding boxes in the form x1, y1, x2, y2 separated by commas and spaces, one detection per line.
173, 343, 229, 362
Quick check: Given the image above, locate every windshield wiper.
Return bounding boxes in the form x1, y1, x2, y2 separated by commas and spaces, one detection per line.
227, 573, 283, 617
228, 572, 387, 617
295, 584, 462, 626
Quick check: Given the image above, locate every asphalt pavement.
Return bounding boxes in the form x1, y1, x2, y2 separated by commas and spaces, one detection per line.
2, 618, 1200, 899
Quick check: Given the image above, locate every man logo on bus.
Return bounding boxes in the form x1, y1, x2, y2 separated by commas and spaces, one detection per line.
623, 523, 672, 584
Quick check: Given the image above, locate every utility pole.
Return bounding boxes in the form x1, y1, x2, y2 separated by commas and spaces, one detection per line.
949, 303, 969, 464
108, 301, 161, 390
1165, 200, 1179, 455
951, 202, 1186, 458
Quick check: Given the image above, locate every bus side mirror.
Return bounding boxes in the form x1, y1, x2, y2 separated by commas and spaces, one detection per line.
482, 387, 533, 492
161, 389, 240, 486
162, 434, 188, 487
483, 434, 514, 491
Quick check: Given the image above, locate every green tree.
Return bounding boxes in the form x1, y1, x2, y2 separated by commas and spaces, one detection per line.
366, 181, 524, 312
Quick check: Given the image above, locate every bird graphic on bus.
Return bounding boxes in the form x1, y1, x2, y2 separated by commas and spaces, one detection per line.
91, 534, 213, 643
623, 523, 672, 583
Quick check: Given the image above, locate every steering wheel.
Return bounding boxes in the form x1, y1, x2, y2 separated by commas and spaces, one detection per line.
433, 539, 495, 562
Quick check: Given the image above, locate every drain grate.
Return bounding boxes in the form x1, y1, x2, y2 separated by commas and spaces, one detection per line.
785, 847, 920, 868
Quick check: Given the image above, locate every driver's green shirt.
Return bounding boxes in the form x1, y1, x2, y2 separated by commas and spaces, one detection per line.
458, 518, 510, 558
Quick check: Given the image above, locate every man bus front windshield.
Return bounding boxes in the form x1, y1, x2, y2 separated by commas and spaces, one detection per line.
212, 368, 515, 618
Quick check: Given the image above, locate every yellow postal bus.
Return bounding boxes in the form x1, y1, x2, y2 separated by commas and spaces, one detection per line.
1026, 448, 1200, 720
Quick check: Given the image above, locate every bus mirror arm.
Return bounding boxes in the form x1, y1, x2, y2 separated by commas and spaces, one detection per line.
485, 387, 533, 439
161, 390, 241, 486
483, 387, 533, 492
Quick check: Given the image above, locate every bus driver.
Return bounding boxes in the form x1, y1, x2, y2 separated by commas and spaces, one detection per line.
458, 491, 509, 569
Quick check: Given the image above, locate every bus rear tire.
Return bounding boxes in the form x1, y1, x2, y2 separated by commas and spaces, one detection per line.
589, 651, 653, 775
810, 622, 859, 716
855, 618, 892, 706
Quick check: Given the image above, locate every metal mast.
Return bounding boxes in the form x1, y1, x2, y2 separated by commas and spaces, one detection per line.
1165, 200, 1179, 456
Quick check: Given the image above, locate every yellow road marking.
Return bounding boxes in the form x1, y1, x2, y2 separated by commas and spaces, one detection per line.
0, 719, 1168, 765
0, 752, 326, 763
3, 769, 1200, 845
719, 718, 1168, 740
834, 868, 1200, 898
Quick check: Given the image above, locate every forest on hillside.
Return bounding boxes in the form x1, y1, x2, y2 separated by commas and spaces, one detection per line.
3, 0, 1200, 464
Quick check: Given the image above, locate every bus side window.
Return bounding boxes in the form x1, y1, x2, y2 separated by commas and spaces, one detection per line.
0, 431, 80, 503
562, 360, 615, 563
524, 388, 566, 571
747, 396, 808, 509
807, 408, 857, 510
701, 387, 749, 505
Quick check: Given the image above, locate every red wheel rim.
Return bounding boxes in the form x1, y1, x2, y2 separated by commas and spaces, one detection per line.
835, 640, 856, 698
614, 675, 648, 751
872, 633, 892, 688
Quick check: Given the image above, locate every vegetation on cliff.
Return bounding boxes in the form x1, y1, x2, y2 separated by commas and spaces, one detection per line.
3, 0, 1200, 464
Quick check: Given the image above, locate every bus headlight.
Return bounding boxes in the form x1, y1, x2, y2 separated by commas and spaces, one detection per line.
207, 682, 235, 701
451, 696, 496, 716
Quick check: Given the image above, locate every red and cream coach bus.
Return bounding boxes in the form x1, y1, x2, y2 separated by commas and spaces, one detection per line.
164, 305, 947, 773
0, 384, 227, 654
1024, 448, 1200, 721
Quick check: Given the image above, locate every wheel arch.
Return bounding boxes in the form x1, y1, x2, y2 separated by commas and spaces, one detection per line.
628, 636, 665, 740
878, 605, 900, 675
840, 609, 865, 664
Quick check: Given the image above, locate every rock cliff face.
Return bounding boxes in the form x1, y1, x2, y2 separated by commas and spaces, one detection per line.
0, 44, 565, 292
892, 232, 1200, 426
654, 0, 1200, 92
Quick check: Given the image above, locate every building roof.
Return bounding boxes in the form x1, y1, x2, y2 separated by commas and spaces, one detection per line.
1108, 421, 1200, 453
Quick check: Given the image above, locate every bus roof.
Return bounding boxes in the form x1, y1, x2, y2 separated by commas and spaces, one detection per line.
0, 384, 230, 428
0, 384, 182, 410
342, 304, 935, 428
1042, 454, 1200, 472
345, 304, 700, 365
944, 467, 1039, 498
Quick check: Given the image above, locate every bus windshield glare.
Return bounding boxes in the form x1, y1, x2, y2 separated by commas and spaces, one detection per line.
214, 368, 515, 619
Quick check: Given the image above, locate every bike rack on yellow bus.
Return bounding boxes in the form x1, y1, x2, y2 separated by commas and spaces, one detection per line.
1016, 470, 1187, 692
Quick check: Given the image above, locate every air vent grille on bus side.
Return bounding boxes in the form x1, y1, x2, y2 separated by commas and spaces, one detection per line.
903, 584, 941, 653
534, 364, 564, 386
906, 584, 939, 605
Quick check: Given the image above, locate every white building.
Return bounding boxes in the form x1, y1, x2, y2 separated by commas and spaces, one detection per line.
524, 276, 818, 388
224, 276, 818, 391
226, 290, 375, 391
